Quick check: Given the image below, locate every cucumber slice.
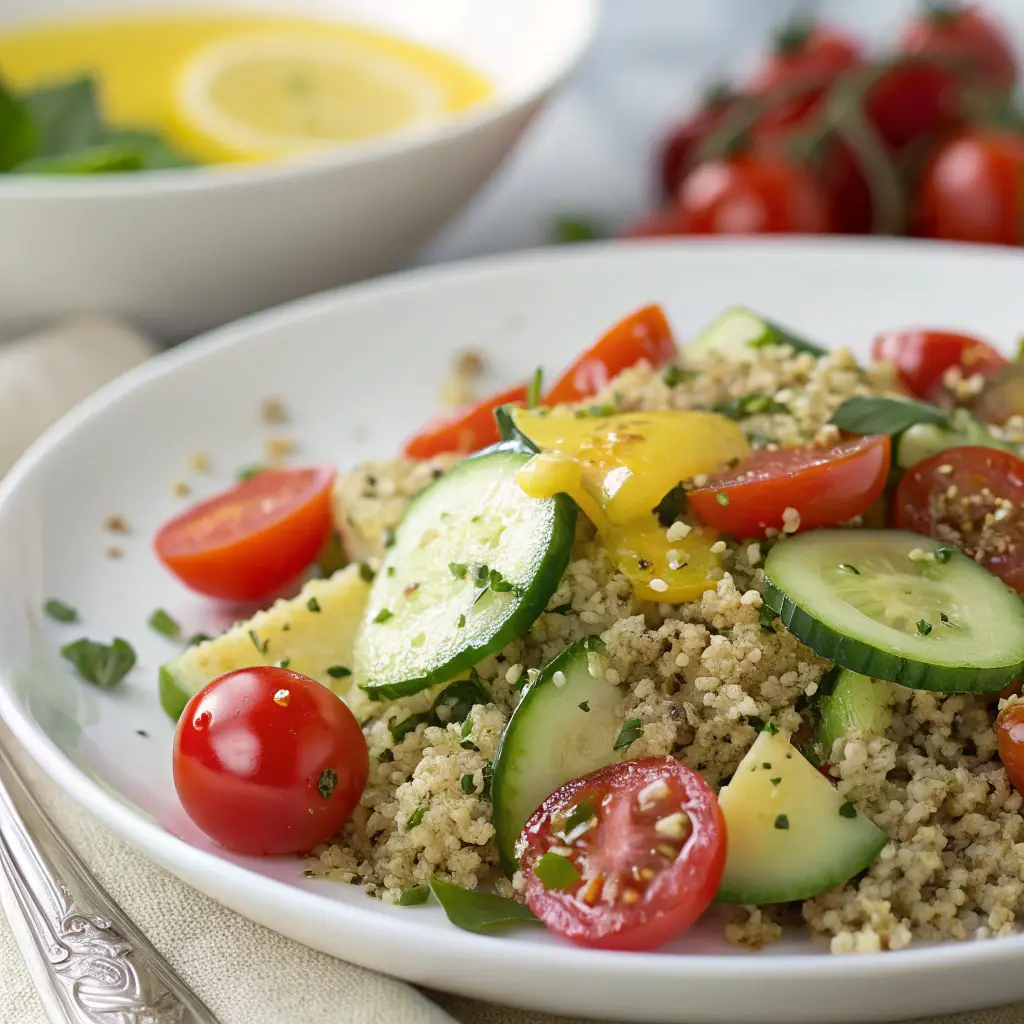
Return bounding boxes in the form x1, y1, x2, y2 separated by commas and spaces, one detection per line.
355, 444, 576, 700
815, 669, 892, 758
159, 564, 371, 721
689, 306, 827, 360
764, 529, 1024, 693
491, 637, 626, 875
896, 408, 1017, 470
716, 728, 887, 904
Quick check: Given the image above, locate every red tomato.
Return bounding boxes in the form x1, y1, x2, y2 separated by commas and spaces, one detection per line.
658, 87, 738, 200
996, 703, 1024, 794
677, 155, 832, 235
872, 328, 1007, 398
155, 467, 335, 602
893, 446, 1024, 595
865, 59, 959, 151
750, 22, 862, 130
173, 667, 368, 855
519, 757, 725, 951
900, 3, 1016, 93
689, 435, 891, 538
403, 382, 528, 460
916, 129, 1024, 245
546, 305, 676, 406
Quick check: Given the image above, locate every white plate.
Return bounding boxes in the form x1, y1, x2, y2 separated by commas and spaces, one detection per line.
3, 239, 1024, 1024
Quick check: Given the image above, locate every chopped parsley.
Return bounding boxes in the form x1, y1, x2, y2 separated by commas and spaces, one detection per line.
456, 614, 467, 628
839, 801, 857, 819
935, 546, 954, 564
715, 491, 730, 506
662, 365, 698, 388
378, 749, 395, 763
916, 619, 933, 636
838, 563, 861, 575
762, 762, 772, 769
276, 659, 291, 670
547, 603, 573, 615
389, 713, 429, 742
449, 562, 468, 578
60, 637, 136, 688
373, 608, 394, 624
359, 563, 376, 583
147, 608, 180, 639
764, 721, 779, 734
534, 852, 581, 891
613, 718, 643, 751
307, 596, 321, 613
187, 632, 213, 647
248, 629, 269, 654
43, 598, 78, 624
317, 768, 338, 799
774, 814, 790, 830
460, 773, 477, 794
770, 777, 782, 786
398, 885, 430, 907
327, 665, 352, 679
460, 740, 480, 751
578, 701, 590, 712
406, 805, 427, 830
383, 527, 396, 549
714, 394, 789, 419
560, 799, 596, 841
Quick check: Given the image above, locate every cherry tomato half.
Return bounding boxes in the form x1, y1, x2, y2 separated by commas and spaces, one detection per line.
403, 382, 528, 460
545, 305, 676, 406
173, 667, 368, 855
916, 129, 1024, 246
519, 757, 725, 951
893, 445, 1024, 596
677, 155, 832, 236
872, 328, 1006, 399
689, 435, 891, 538
900, 3, 1016, 94
155, 467, 335, 602
996, 703, 1024, 795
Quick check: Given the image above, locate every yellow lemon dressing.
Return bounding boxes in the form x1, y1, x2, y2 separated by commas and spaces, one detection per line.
513, 409, 750, 602
0, 14, 492, 164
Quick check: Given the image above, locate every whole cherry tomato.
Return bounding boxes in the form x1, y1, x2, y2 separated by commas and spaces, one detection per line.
155, 467, 335, 602
899, 3, 1016, 94
865, 59, 960, 151
518, 757, 725, 951
750, 22, 863, 130
676, 154, 832, 235
872, 328, 1006, 398
174, 666, 369, 855
916, 129, 1024, 245
819, 138, 876, 235
658, 86, 738, 200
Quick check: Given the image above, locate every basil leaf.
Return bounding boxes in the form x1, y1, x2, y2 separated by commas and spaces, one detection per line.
100, 128, 192, 169
60, 637, 136, 688
428, 878, 538, 933
21, 77, 104, 158
0, 79, 35, 171
13, 142, 146, 175
829, 396, 949, 436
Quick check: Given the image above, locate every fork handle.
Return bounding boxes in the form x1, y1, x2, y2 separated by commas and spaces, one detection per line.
0, 742, 219, 1024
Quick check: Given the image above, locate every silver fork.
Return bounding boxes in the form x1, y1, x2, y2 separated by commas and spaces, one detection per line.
0, 741, 219, 1023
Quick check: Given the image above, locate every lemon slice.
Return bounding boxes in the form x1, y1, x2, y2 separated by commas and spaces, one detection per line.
174, 32, 447, 162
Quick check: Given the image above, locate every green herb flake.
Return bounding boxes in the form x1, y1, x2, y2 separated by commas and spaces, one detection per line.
147, 608, 180, 639
774, 814, 790, 830
613, 718, 643, 751
389, 713, 429, 743
917, 619, 933, 636
762, 762, 772, 769
43, 598, 78, 624
460, 773, 477, 794
839, 801, 857, 819
383, 527, 396, 549
406, 805, 427, 830
935, 547, 954, 564
839, 563, 861, 575
800, 742, 822, 767
449, 562, 468, 579
456, 614, 467, 628
468, 563, 490, 588
550, 216, 604, 245
307, 596, 321, 613
248, 629, 268, 654
359, 563, 376, 584
378, 749, 395, 763
60, 637, 136, 688
527, 367, 544, 409
186, 632, 213, 647
714, 394, 789, 420
533, 852, 582, 891
770, 777, 782, 786
747, 715, 765, 732
488, 568, 516, 593
277, 659, 291, 670
662, 366, 697, 388
561, 799, 596, 841
715, 491, 730, 506
317, 768, 338, 799
764, 721, 779, 735
460, 740, 480, 751
428, 878, 538, 933
327, 665, 352, 679
578, 701, 590, 712
398, 885, 430, 907
236, 464, 266, 481
547, 603, 573, 615
373, 608, 394, 624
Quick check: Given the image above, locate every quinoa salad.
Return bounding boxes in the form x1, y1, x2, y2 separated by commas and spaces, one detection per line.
73, 304, 1024, 956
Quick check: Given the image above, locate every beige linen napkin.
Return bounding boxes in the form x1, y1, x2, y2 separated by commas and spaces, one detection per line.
1, 320, 1023, 1024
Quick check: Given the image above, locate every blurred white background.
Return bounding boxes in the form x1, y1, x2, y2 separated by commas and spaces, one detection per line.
426, 0, 1024, 262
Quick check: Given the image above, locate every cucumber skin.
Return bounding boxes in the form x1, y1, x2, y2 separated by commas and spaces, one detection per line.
814, 669, 892, 757
692, 307, 827, 359
159, 665, 191, 722
763, 578, 1024, 694
491, 636, 605, 876
360, 443, 578, 701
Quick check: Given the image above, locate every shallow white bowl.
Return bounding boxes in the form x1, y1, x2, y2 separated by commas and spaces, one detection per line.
0, 0, 595, 339
4, 239, 1024, 1023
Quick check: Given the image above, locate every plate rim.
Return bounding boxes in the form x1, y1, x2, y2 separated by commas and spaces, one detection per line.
5, 236, 1024, 990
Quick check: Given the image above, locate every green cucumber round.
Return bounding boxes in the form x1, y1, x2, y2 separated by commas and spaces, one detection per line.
764, 529, 1024, 693
355, 443, 576, 700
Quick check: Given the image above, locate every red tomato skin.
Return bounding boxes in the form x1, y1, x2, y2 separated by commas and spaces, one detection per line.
892, 445, 1024, 595
520, 757, 726, 952
872, 328, 1007, 398
155, 467, 335, 602
173, 667, 368, 856
403, 383, 528, 460
900, 4, 1016, 93
546, 305, 676, 406
865, 60, 958, 151
916, 130, 1024, 246
820, 140, 875, 235
996, 703, 1024, 794
689, 435, 891, 538
750, 24, 863, 130
658, 92, 736, 200
677, 156, 832, 236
